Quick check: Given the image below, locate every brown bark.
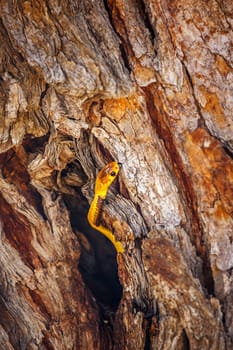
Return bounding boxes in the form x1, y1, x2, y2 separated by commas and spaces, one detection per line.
0, 0, 232, 349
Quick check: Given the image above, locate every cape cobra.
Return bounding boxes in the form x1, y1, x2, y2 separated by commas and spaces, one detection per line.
87, 162, 124, 253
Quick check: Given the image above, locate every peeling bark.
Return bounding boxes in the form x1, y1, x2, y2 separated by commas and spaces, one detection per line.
0, 0, 232, 349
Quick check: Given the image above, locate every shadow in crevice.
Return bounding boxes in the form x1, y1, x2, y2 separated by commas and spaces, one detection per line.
63, 194, 123, 317
182, 329, 190, 350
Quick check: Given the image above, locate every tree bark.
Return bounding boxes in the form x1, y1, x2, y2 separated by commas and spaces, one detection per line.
0, 0, 232, 349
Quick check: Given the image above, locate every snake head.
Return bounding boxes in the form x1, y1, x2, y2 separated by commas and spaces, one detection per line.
95, 161, 120, 198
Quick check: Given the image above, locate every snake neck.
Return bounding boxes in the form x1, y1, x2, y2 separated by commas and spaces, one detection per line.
94, 182, 109, 199
87, 192, 124, 253
88, 194, 104, 227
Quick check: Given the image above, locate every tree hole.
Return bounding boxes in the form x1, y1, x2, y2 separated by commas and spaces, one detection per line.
63, 191, 123, 317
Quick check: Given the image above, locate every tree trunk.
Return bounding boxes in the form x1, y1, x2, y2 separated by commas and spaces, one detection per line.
0, 0, 232, 349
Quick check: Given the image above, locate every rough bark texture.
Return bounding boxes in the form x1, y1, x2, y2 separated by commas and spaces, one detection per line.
0, 0, 232, 349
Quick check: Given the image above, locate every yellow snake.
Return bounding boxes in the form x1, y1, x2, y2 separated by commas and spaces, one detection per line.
87, 162, 124, 253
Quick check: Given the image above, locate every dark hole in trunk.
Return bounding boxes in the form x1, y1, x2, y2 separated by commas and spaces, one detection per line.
63, 193, 123, 317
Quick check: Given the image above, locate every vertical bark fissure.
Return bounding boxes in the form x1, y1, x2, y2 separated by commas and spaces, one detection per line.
182, 329, 190, 350
102, 0, 134, 73
144, 317, 152, 350
181, 62, 207, 129
181, 43, 233, 157
142, 84, 214, 294
136, 0, 156, 42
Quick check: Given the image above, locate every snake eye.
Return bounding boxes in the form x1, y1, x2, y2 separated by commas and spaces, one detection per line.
110, 171, 116, 177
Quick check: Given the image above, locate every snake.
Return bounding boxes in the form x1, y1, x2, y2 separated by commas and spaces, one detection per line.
87, 161, 124, 253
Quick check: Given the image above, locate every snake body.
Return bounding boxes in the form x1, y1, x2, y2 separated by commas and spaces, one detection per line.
87, 162, 124, 253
